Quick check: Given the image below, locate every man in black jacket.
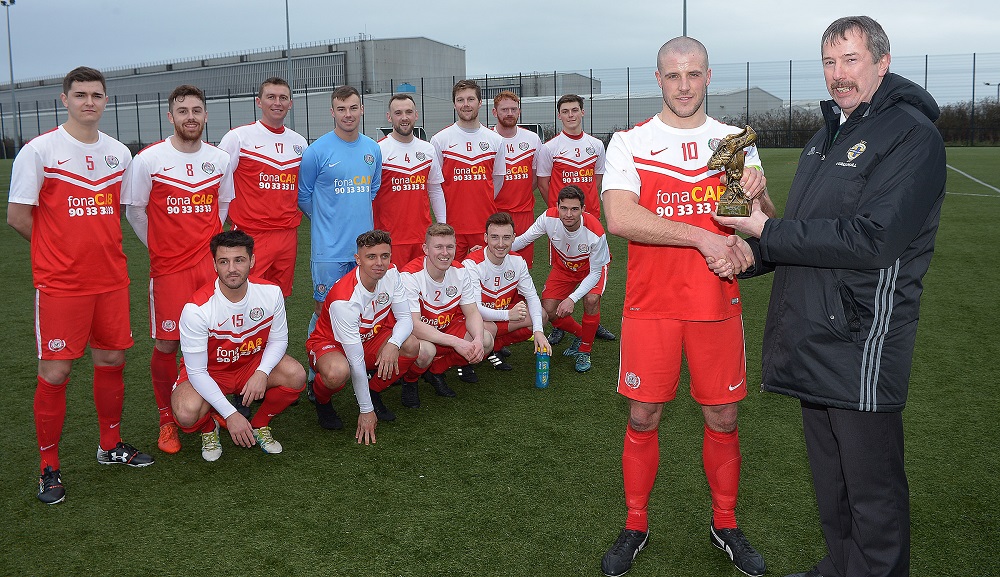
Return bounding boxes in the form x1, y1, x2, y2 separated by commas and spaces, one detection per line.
716, 16, 946, 577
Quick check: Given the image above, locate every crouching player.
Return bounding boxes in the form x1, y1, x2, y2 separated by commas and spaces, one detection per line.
512, 185, 610, 372
306, 230, 434, 443
401, 223, 494, 398
463, 212, 551, 370
171, 231, 306, 461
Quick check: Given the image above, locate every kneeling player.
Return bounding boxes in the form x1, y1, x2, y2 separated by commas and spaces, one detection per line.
463, 212, 551, 370
512, 186, 610, 372
306, 230, 434, 444
171, 231, 306, 461
401, 223, 494, 396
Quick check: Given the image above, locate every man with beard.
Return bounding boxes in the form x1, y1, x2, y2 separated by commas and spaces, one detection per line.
491, 91, 541, 268
171, 230, 306, 461
373, 94, 445, 267
123, 84, 235, 456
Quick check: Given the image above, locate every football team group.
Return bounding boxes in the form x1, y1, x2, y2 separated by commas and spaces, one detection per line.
9, 15, 947, 577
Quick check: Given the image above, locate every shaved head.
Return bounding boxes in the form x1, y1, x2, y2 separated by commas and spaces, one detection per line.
657, 36, 709, 72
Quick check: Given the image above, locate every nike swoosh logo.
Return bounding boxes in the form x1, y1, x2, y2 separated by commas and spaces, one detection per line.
255, 145, 265, 149
110, 422, 119, 429
57, 159, 71, 165
559, 150, 569, 155
164, 166, 175, 171
217, 321, 227, 327
650, 147, 669, 155
728, 380, 745, 391
448, 144, 459, 148
387, 156, 397, 161
41, 443, 56, 451
328, 162, 341, 168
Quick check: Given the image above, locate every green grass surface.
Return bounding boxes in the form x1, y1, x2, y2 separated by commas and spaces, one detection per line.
1, 148, 998, 576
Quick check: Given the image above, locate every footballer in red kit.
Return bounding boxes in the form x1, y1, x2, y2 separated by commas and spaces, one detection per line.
537, 94, 606, 217
8, 67, 154, 505
374, 94, 446, 267
123, 84, 235, 456
598, 37, 774, 577
430, 80, 506, 259
219, 77, 307, 298
491, 91, 541, 268
171, 230, 306, 461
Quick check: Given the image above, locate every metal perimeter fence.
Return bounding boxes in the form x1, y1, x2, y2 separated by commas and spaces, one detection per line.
1, 51, 999, 158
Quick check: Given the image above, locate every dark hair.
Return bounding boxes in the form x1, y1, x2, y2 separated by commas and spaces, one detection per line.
485, 211, 515, 232
258, 77, 291, 99
168, 85, 206, 113
557, 185, 586, 207
452, 79, 482, 102
331, 85, 361, 105
210, 230, 254, 257
389, 93, 416, 108
426, 222, 456, 242
62, 66, 106, 94
357, 229, 392, 249
557, 94, 584, 111
822, 16, 890, 63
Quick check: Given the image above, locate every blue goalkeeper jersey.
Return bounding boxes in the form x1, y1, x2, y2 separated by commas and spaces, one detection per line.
297, 130, 382, 263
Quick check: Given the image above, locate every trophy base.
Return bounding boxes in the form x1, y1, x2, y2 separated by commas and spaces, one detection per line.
716, 202, 751, 217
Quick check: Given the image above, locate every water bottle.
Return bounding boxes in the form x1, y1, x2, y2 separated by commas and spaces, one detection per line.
535, 351, 551, 388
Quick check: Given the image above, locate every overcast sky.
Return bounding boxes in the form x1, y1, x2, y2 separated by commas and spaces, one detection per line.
4, 0, 999, 81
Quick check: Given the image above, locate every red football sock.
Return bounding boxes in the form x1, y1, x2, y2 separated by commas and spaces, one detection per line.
429, 348, 467, 374
703, 424, 742, 529
580, 312, 600, 353
495, 327, 532, 350
552, 315, 582, 336
370, 355, 417, 392
178, 411, 216, 434
402, 361, 429, 382
623, 423, 660, 532
34, 376, 68, 472
151, 348, 178, 426
312, 373, 338, 405
251, 386, 301, 428
93, 364, 125, 451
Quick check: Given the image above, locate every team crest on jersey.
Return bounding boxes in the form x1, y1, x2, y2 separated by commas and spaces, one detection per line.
249, 307, 264, 322
105, 155, 120, 169
161, 320, 177, 332
415, 151, 426, 161
847, 141, 867, 161
624, 372, 641, 389
445, 285, 458, 297
504, 270, 515, 281
364, 154, 375, 165
201, 162, 215, 174
47, 339, 66, 352
519, 142, 529, 151
479, 142, 489, 151
586, 146, 595, 155
708, 138, 723, 151
578, 244, 590, 253
293, 145, 303, 156
376, 292, 390, 306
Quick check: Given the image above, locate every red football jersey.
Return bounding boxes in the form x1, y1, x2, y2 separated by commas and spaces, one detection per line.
430, 124, 505, 235
495, 127, 541, 214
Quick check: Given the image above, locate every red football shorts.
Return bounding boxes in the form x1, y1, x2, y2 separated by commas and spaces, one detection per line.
454, 233, 482, 261
306, 323, 397, 372
149, 255, 215, 340
617, 316, 747, 405
35, 287, 133, 360
245, 228, 297, 298
176, 359, 263, 395
390, 243, 424, 268
511, 211, 536, 268
542, 264, 607, 300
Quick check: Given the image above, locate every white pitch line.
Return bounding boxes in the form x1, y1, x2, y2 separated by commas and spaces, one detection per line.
947, 164, 1000, 195
946, 191, 1000, 198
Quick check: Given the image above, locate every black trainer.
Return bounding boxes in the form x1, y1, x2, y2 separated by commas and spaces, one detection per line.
601, 528, 648, 577
306, 379, 316, 403
424, 372, 456, 397
547, 327, 565, 345
370, 390, 396, 422
314, 400, 344, 430
456, 364, 479, 383
37, 466, 65, 505
401, 380, 420, 408
486, 352, 513, 371
596, 323, 617, 341
97, 442, 155, 467
497, 346, 513, 359
231, 394, 252, 419
710, 522, 766, 577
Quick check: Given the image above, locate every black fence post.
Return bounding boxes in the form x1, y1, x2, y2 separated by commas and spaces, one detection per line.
135, 94, 141, 148
113, 95, 120, 141
1, 102, 6, 159
970, 53, 976, 146
788, 60, 793, 147
304, 84, 311, 142
157, 92, 163, 141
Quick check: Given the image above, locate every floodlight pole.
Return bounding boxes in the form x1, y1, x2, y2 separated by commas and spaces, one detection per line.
285, 0, 295, 130
683, 0, 687, 36
2, 0, 19, 153
986, 82, 1000, 104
